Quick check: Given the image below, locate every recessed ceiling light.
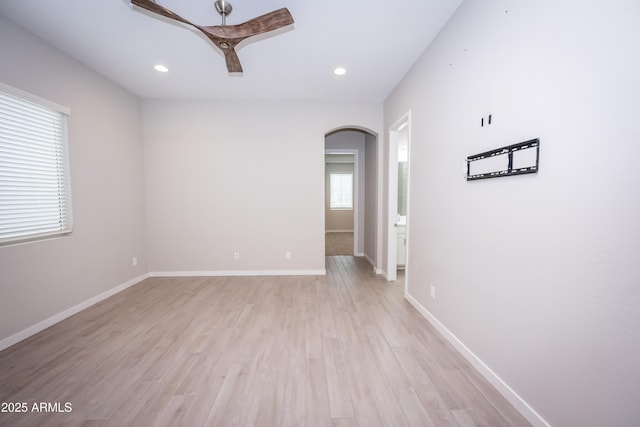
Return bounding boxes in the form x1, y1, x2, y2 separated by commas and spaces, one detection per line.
154, 64, 169, 73
334, 67, 346, 76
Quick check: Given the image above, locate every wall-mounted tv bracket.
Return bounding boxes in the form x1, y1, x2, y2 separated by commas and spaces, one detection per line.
466, 138, 539, 181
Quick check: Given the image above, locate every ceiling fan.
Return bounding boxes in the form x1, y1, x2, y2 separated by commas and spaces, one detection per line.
131, 0, 294, 73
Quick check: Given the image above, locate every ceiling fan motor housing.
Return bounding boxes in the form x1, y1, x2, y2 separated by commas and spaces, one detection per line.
214, 0, 232, 24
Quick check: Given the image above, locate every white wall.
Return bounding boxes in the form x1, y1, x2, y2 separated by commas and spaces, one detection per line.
142, 100, 381, 274
383, 1, 640, 426
0, 16, 147, 345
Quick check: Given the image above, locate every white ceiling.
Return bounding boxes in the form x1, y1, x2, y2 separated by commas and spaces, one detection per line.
0, 0, 462, 102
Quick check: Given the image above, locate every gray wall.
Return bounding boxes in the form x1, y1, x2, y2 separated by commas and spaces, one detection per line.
142, 101, 381, 274
0, 16, 147, 343
364, 133, 378, 265
383, 1, 640, 426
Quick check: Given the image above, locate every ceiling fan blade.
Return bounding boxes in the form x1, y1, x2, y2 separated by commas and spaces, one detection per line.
236, 8, 294, 37
223, 49, 243, 73
131, 1, 293, 73
131, 0, 194, 28
201, 8, 294, 41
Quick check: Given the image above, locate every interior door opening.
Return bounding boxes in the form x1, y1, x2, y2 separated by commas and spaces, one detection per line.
387, 113, 411, 288
324, 127, 379, 271
325, 151, 356, 256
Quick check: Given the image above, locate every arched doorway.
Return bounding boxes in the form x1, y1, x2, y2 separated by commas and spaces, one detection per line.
324, 127, 379, 271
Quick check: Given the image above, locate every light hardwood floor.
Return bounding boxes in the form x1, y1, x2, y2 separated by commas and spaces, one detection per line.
0, 256, 530, 427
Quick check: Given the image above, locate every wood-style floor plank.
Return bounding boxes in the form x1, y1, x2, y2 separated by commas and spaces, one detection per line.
0, 256, 531, 427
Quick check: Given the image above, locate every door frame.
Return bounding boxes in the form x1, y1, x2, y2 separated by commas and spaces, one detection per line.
324, 148, 359, 256
387, 111, 411, 285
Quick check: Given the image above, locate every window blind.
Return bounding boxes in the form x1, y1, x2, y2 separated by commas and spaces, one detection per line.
0, 86, 72, 245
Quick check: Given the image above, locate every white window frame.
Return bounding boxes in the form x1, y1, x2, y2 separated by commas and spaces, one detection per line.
0, 82, 73, 246
329, 172, 353, 210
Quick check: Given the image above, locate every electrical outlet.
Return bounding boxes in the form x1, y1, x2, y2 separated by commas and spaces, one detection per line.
132, 257, 138, 267
233, 251, 240, 261
430, 285, 436, 300
285, 251, 292, 260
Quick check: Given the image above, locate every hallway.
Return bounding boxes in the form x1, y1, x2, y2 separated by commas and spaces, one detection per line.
325, 232, 354, 256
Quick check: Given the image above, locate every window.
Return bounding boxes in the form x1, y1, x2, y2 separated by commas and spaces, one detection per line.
330, 173, 353, 210
0, 83, 72, 246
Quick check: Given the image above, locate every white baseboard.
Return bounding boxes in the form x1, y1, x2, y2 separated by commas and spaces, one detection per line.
363, 253, 377, 270
404, 292, 550, 427
0, 273, 149, 352
149, 269, 326, 278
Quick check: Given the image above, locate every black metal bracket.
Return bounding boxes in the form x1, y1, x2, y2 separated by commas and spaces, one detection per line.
466, 138, 539, 181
